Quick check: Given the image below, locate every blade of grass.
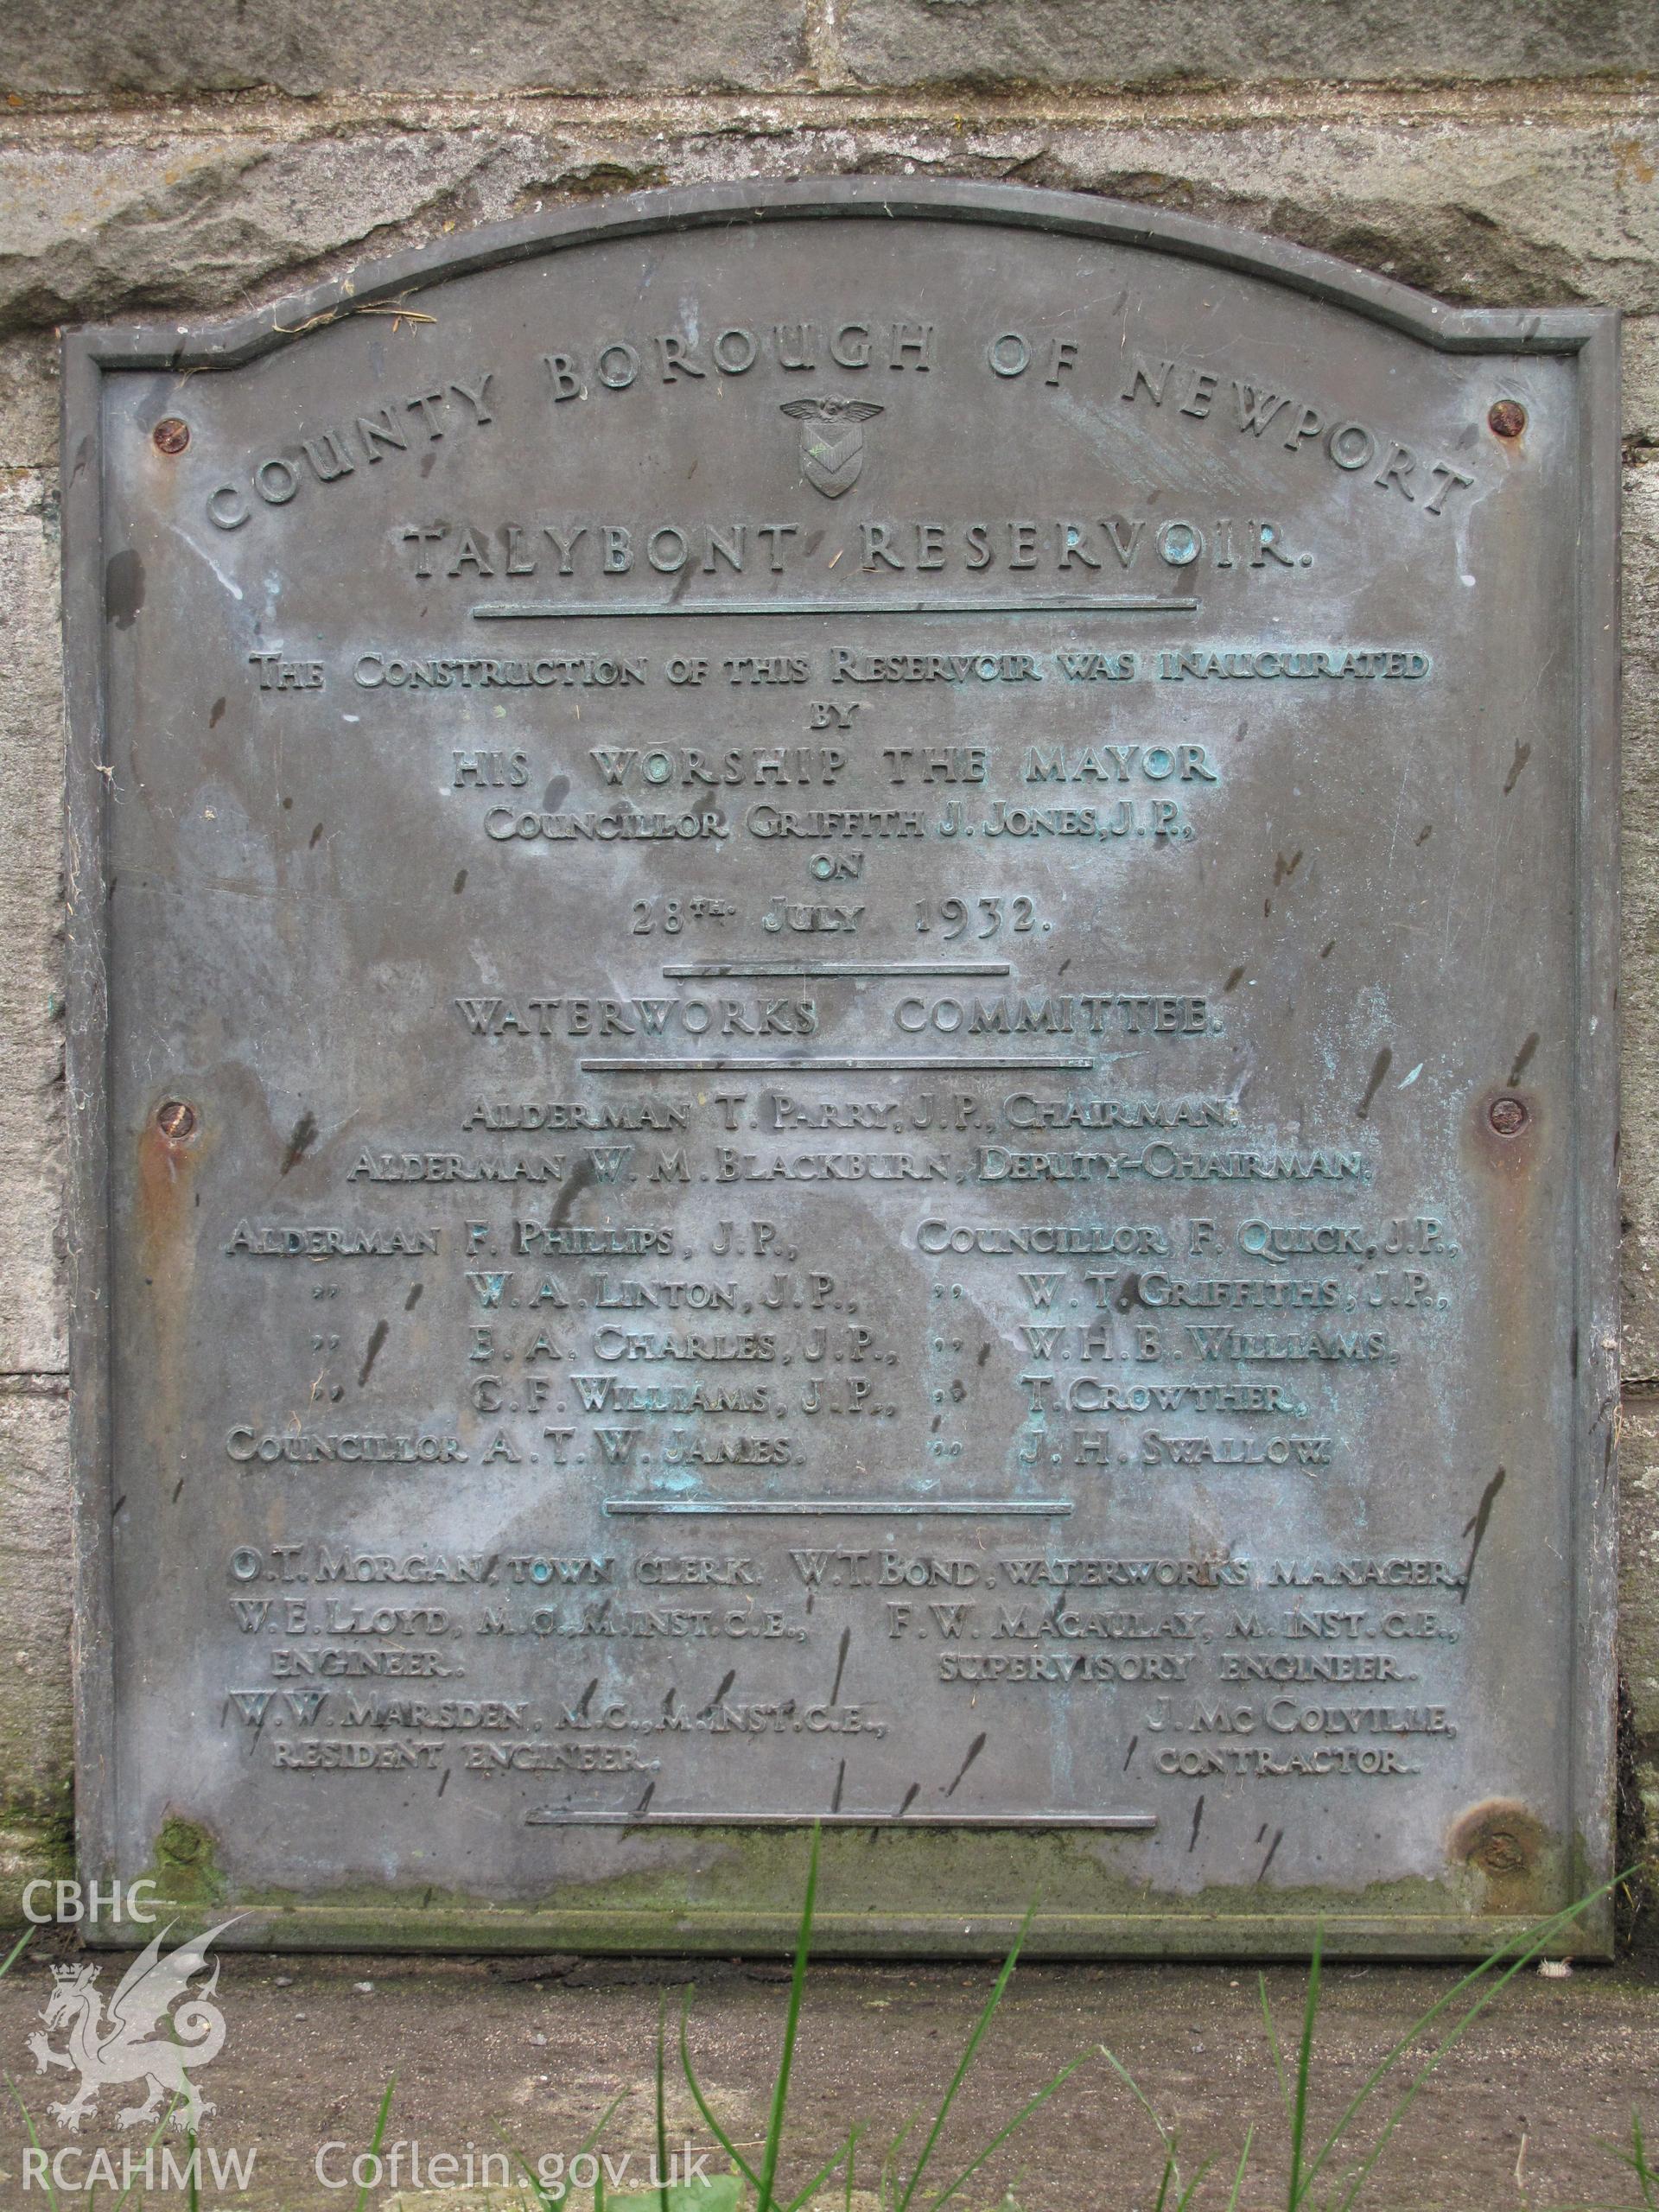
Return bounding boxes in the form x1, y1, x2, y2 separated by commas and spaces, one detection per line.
578, 2090, 632, 2158
492, 2127, 566, 2212
1313, 1885, 1617, 2212
1286, 1923, 1324, 2211
845, 2127, 856, 2212
5, 2073, 60, 2212
881, 2116, 918, 2212
496, 2084, 629, 2210
1091, 2049, 1235, 2212
0, 1928, 33, 1979
656, 1992, 671, 2212
352, 2076, 396, 2212
680, 1987, 762, 2194
780, 2125, 861, 2212
1173, 2154, 1218, 2212
490, 2134, 562, 2212
1258, 1974, 1293, 2132
923, 2055, 1084, 2212
1620, 2110, 1659, 2211
1592, 2112, 1659, 2212
1225, 2126, 1255, 2212
1100, 2045, 1183, 2193
1629, 2109, 1659, 2210
755, 1821, 821, 2212
893, 1903, 1038, 2212
1313, 1882, 1618, 2212
110, 2090, 186, 2212
0, 2075, 175, 2212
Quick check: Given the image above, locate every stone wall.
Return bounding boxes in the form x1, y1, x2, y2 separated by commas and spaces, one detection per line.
1, 0, 1655, 1926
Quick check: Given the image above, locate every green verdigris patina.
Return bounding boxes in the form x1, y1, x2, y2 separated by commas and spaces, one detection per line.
64, 179, 1619, 1955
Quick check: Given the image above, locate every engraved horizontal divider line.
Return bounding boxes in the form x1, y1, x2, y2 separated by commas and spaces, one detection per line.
578, 1054, 1096, 1071
469, 595, 1203, 620
601, 1498, 1073, 1516
522, 1812, 1157, 1830
660, 960, 1012, 978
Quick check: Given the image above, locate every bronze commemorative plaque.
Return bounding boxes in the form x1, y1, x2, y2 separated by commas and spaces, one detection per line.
65, 181, 1620, 1955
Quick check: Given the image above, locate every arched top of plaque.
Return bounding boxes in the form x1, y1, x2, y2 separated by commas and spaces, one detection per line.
68, 177, 1612, 371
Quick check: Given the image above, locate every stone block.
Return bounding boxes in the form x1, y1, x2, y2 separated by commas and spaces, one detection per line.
0, 467, 63, 1376
0, 1389, 72, 1916
3, 112, 1659, 347
1623, 1404, 1659, 1746
0, 0, 810, 97
1626, 316, 1659, 448
835, 0, 1658, 91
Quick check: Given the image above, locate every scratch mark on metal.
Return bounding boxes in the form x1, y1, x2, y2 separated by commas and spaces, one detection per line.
1459, 1466, 1508, 1601
697, 1669, 736, 1721
944, 1732, 987, 1797
357, 1319, 389, 1389
830, 1625, 851, 1705
279, 1111, 317, 1176
1356, 1048, 1393, 1118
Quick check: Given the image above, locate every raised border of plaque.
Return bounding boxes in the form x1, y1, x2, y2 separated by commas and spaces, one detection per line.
61, 179, 1621, 1956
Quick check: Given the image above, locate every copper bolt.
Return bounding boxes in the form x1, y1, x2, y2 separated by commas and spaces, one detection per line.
152, 417, 190, 455
1489, 1096, 1529, 1137
1488, 400, 1527, 440
156, 1100, 197, 1141
1478, 1829, 1529, 1874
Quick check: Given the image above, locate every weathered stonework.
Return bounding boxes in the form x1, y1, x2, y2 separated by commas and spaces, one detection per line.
0, 0, 1654, 1931
0, 1393, 73, 1901
2, 0, 1650, 98
0, 469, 66, 1379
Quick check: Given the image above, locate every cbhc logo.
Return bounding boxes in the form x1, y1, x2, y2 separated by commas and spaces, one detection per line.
20, 1881, 159, 1926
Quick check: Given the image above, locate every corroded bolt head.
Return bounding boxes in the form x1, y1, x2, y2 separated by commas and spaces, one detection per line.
152, 416, 190, 455
1478, 1829, 1528, 1874
1489, 1096, 1529, 1136
1488, 400, 1527, 440
156, 1099, 197, 1141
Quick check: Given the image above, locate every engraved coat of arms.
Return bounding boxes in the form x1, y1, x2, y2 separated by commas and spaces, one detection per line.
26, 1922, 235, 2133
780, 394, 884, 498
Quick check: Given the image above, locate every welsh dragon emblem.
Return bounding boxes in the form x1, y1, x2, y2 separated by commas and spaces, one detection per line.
26, 1922, 236, 2133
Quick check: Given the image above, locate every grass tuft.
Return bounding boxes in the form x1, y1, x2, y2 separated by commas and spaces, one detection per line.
1104, 1873, 1632, 2211
351, 2075, 396, 2212
679, 1825, 1085, 2212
